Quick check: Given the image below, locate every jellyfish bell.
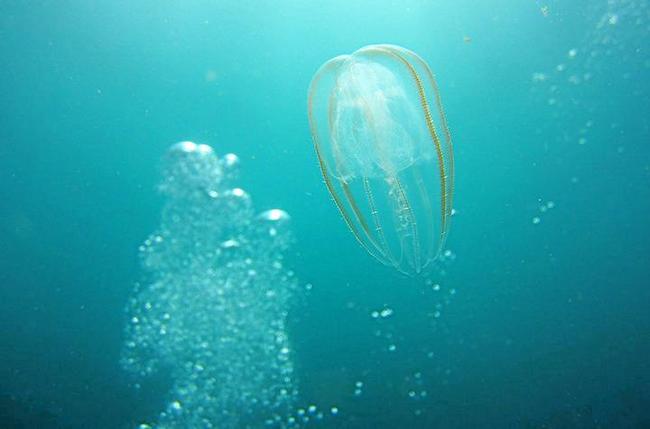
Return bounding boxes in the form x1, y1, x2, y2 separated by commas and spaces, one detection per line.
308, 44, 454, 276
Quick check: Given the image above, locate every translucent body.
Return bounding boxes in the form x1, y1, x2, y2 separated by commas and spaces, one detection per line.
308, 45, 454, 275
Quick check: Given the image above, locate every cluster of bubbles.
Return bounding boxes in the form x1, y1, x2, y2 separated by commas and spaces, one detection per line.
121, 141, 300, 429
529, 0, 649, 226
531, 0, 649, 146
366, 276, 457, 362
532, 199, 556, 225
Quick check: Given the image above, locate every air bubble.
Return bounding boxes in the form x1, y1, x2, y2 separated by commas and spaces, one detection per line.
258, 209, 290, 222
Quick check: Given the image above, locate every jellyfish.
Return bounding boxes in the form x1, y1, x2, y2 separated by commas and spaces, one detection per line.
307, 44, 454, 276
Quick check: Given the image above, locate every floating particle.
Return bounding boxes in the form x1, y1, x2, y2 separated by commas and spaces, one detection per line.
205, 70, 218, 82
379, 308, 393, 318
540, 5, 549, 17
568, 75, 581, 85
532, 217, 541, 225
532, 72, 547, 82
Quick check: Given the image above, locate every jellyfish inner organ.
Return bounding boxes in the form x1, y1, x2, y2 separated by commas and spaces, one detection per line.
330, 59, 428, 181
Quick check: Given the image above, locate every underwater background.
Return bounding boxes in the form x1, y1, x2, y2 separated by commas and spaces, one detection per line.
1, 0, 649, 428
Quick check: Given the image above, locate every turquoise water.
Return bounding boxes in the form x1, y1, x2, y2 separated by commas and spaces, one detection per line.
1, 1, 649, 428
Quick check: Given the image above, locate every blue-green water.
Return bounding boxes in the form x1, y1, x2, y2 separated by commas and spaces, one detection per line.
1, 1, 649, 428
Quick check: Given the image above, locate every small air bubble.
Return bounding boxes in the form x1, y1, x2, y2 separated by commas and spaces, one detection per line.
379, 308, 393, 318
